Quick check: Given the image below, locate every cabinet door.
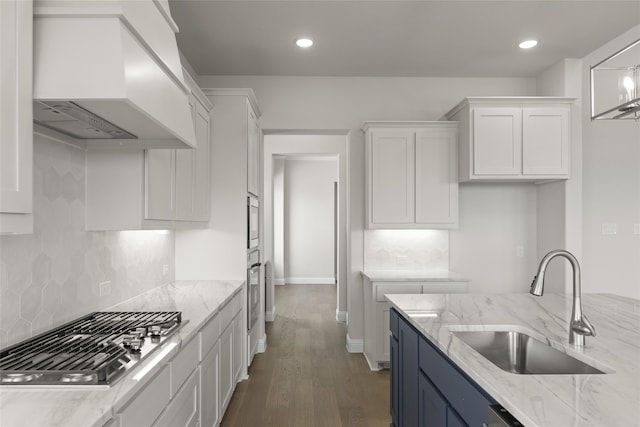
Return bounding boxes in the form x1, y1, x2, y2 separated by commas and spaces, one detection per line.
175, 148, 194, 221
247, 105, 260, 196
119, 365, 171, 427
0, 0, 33, 233
399, 316, 419, 427
232, 311, 243, 382
219, 323, 234, 413
415, 129, 458, 227
369, 130, 415, 225
522, 107, 569, 176
446, 407, 467, 427
390, 335, 399, 427
472, 108, 522, 176
200, 342, 220, 427
192, 98, 211, 222
418, 372, 447, 427
153, 367, 199, 427
145, 149, 174, 220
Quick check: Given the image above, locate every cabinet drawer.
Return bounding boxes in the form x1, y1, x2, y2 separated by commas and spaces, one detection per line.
419, 336, 492, 426
171, 337, 198, 396
153, 367, 200, 427
119, 365, 171, 427
200, 314, 220, 360
375, 283, 422, 302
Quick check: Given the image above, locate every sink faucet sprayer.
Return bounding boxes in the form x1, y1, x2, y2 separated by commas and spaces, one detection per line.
530, 249, 596, 347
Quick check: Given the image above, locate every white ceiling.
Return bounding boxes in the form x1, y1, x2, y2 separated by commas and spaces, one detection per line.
169, 0, 640, 78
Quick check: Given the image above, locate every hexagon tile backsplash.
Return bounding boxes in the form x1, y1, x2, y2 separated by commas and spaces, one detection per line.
0, 135, 175, 348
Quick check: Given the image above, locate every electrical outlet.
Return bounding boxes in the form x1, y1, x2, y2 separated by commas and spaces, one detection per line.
602, 223, 617, 235
163, 264, 169, 276
99, 281, 111, 297
396, 255, 409, 265
516, 246, 524, 257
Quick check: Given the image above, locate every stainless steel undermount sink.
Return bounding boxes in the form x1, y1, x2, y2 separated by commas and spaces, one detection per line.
452, 330, 607, 375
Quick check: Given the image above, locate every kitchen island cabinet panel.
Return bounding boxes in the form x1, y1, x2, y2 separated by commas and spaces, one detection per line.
418, 372, 448, 427
391, 309, 494, 427
399, 317, 419, 427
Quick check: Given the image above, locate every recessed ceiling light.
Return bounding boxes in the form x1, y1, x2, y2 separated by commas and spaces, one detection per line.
519, 40, 538, 49
295, 38, 314, 48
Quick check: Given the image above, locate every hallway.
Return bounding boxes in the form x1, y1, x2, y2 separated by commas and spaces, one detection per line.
221, 284, 390, 427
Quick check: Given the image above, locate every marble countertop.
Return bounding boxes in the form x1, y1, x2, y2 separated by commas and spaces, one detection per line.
0, 280, 244, 427
386, 293, 640, 427
362, 269, 468, 282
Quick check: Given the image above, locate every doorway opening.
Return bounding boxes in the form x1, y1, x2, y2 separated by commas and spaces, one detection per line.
262, 132, 349, 324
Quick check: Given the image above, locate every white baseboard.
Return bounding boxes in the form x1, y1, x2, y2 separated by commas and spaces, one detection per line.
284, 277, 336, 285
336, 310, 347, 323
363, 352, 384, 371
265, 306, 276, 322
346, 333, 363, 353
257, 334, 267, 353
274, 278, 285, 286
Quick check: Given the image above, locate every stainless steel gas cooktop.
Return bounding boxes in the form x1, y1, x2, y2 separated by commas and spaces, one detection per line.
0, 311, 184, 387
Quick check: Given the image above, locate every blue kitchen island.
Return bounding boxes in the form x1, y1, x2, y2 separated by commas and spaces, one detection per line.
386, 293, 640, 427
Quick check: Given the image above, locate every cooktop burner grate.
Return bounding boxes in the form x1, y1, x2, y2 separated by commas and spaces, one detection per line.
0, 311, 182, 386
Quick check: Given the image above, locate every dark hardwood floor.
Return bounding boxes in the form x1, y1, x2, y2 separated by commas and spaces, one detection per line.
220, 284, 390, 427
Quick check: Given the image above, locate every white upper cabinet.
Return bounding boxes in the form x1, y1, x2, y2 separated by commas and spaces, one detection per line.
0, 0, 33, 234
364, 122, 459, 229
86, 69, 212, 230
247, 106, 261, 197
446, 97, 573, 182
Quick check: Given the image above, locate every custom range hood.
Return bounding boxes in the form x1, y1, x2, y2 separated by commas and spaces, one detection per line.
33, 0, 196, 149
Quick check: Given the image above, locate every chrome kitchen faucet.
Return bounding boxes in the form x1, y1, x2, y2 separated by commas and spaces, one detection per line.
530, 250, 596, 347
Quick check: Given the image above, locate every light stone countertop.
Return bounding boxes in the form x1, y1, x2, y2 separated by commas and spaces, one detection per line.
362, 269, 469, 282
386, 292, 640, 427
0, 279, 244, 427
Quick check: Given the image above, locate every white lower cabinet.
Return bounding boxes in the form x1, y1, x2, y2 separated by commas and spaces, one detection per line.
153, 367, 200, 427
362, 278, 469, 370
232, 311, 243, 383
200, 341, 220, 427
119, 365, 171, 427
218, 321, 233, 415
116, 290, 244, 427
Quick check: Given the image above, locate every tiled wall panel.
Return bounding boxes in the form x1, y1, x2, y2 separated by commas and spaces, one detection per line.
0, 136, 174, 348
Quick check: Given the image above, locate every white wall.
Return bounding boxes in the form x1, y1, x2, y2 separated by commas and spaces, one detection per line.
580, 25, 640, 298
198, 75, 536, 341
450, 184, 538, 293
273, 158, 285, 284
282, 158, 337, 283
